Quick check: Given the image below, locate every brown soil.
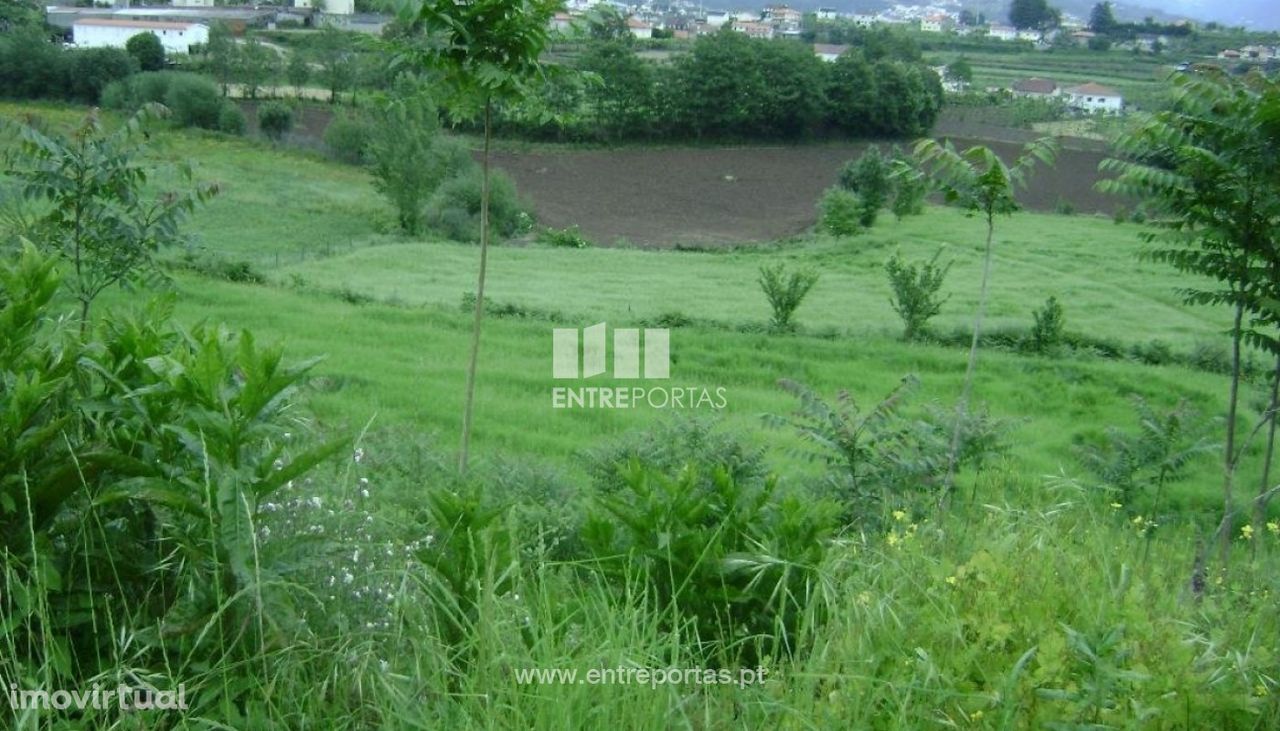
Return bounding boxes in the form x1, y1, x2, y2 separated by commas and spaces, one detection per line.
489, 137, 1120, 249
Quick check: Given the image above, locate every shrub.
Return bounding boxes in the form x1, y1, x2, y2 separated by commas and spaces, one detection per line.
1029, 295, 1066, 352
217, 102, 247, 135
324, 113, 373, 164
758, 262, 819, 332
125, 31, 166, 72
818, 187, 862, 237
258, 101, 294, 141
838, 146, 892, 227
890, 153, 928, 219
885, 248, 952, 341
1055, 197, 1076, 215
537, 225, 592, 248
584, 417, 768, 496
426, 165, 532, 243
165, 73, 224, 129
67, 47, 138, 103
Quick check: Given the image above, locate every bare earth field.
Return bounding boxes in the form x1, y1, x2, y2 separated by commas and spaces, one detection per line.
490, 137, 1117, 248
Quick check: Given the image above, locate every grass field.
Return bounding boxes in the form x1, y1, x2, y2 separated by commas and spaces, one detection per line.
6, 100, 1280, 729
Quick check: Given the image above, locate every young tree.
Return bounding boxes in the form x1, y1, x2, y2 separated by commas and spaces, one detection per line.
1009, 0, 1057, 30
838, 146, 892, 227
1, 107, 218, 330
1100, 70, 1280, 563
286, 51, 310, 96
237, 36, 279, 100
315, 25, 356, 103
759, 263, 819, 332
206, 21, 238, 95
1089, 2, 1117, 34
915, 136, 1057, 509
945, 57, 973, 86
257, 101, 293, 142
125, 31, 165, 72
885, 248, 951, 341
395, 0, 561, 473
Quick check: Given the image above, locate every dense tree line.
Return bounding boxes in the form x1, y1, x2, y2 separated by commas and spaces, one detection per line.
492, 30, 943, 142
0, 30, 138, 104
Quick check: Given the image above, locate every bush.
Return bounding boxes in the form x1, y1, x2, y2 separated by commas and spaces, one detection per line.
258, 101, 294, 141
165, 73, 224, 129
758, 263, 819, 332
1029, 295, 1066, 352
1055, 197, 1076, 215
67, 47, 138, 103
217, 102, 247, 135
838, 146, 892, 227
324, 113, 373, 164
426, 165, 533, 243
537, 225, 592, 248
818, 187, 862, 237
885, 248, 952, 341
125, 31, 166, 72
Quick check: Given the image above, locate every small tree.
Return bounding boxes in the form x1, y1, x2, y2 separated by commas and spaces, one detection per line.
945, 57, 972, 86
915, 136, 1057, 508
396, 0, 562, 473
206, 21, 238, 95
237, 36, 279, 100
1, 107, 218, 329
1029, 295, 1065, 352
286, 52, 310, 96
125, 31, 165, 72
885, 248, 952, 341
315, 25, 356, 104
257, 101, 293, 142
818, 187, 862, 236
366, 77, 465, 234
838, 145, 892, 227
758, 263, 819, 332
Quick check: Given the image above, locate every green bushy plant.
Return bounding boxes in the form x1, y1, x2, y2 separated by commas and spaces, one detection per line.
1029, 295, 1066, 353
426, 166, 532, 243
838, 146, 891, 227
885, 247, 952, 341
323, 112, 373, 164
165, 72, 224, 129
257, 101, 294, 142
217, 102, 247, 135
537, 225, 592, 248
758, 263, 818, 332
818, 186, 862, 237
125, 31, 165, 72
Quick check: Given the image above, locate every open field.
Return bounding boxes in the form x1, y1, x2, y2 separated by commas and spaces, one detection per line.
6, 99, 1280, 729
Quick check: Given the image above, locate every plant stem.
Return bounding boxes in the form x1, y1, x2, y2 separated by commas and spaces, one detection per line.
941, 208, 995, 511
1216, 300, 1245, 565
1253, 349, 1280, 559
458, 98, 492, 475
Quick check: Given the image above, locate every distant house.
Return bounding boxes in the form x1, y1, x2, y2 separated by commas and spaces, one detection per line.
816, 7, 839, 21
72, 18, 209, 54
704, 9, 730, 27
732, 20, 774, 39
1012, 77, 1058, 98
763, 4, 802, 28
1070, 30, 1097, 46
813, 43, 849, 62
1064, 82, 1123, 113
1016, 28, 1041, 41
920, 15, 953, 33
626, 17, 652, 39
172, 0, 214, 7
549, 12, 574, 33
1218, 48, 1242, 59
986, 24, 1018, 41
850, 14, 878, 28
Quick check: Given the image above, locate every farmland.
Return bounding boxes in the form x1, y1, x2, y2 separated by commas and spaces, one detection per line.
5, 85, 1280, 731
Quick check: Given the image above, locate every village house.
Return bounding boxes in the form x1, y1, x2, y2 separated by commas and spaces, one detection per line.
1012, 77, 1058, 98
732, 19, 774, 39
549, 12, 575, 33
850, 14, 878, 28
704, 9, 730, 27
1064, 82, 1123, 114
986, 24, 1018, 41
816, 7, 839, 21
813, 43, 849, 62
626, 16, 652, 39
920, 14, 954, 33
72, 17, 209, 54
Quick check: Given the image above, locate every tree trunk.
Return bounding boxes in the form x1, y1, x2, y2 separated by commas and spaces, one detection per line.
1253, 348, 1280, 559
941, 209, 995, 511
1216, 301, 1245, 565
458, 99, 493, 475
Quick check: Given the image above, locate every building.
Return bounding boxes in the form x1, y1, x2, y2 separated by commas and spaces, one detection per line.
986, 24, 1018, 41
813, 43, 849, 62
732, 20, 774, 39
72, 17, 208, 53
1063, 82, 1123, 113
1012, 77, 1058, 98
704, 9, 730, 27
172, 0, 214, 7
816, 7, 839, 21
850, 14, 877, 28
920, 15, 953, 33
626, 16, 652, 39
549, 12, 574, 33
762, 4, 802, 29
321, 0, 355, 15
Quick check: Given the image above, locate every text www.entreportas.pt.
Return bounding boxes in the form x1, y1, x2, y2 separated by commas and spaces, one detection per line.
513, 666, 768, 689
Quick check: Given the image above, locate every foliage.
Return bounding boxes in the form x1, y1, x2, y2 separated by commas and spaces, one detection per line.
313, 25, 356, 103
838, 146, 892, 228
365, 79, 462, 233
257, 101, 294, 142
1009, 0, 1058, 30
425, 165, 531, 243
323, 112, 373, 164
236, 36, 279, 100
286, 51, 310, 92
582, 457, 838, 662
166, 73, 225, 129
758, 263, 819, 332
204, 21, 237, 94
125, 31, 166, 72
1077, 397, 1214, 508
885, 248, 952, 341
1029, 295, 1066, 352
217, 102, 247, 135
946, 56, 973, 84
537, 225, 592, 248
818, 187, 863, 237
1, 108, 218, 325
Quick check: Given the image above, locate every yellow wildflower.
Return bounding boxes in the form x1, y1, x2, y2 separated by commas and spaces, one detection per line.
1241, 524, 1254, 541
946, 575, 958, 586
892, 510, 907, 523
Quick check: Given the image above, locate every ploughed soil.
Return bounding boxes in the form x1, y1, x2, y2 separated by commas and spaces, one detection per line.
490, 136, 1118, 248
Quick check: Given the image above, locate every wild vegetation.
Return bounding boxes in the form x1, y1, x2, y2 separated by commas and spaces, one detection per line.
1, 10, 1279, 731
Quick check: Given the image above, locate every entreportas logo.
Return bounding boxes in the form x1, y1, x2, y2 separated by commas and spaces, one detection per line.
551, 323, 726, 409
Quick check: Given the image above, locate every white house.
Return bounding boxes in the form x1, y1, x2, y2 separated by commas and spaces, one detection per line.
172, 0, 214, 7
816, 7, 839, 20
626, 16, 652, 39
920, 15, 954, 33
72, 18, 209, 54
850, 14, 878, 28
1064, 82, 1123, 113
704, 9, 730, 27
323, 0, 355, 15
986, 24, 1018, 41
